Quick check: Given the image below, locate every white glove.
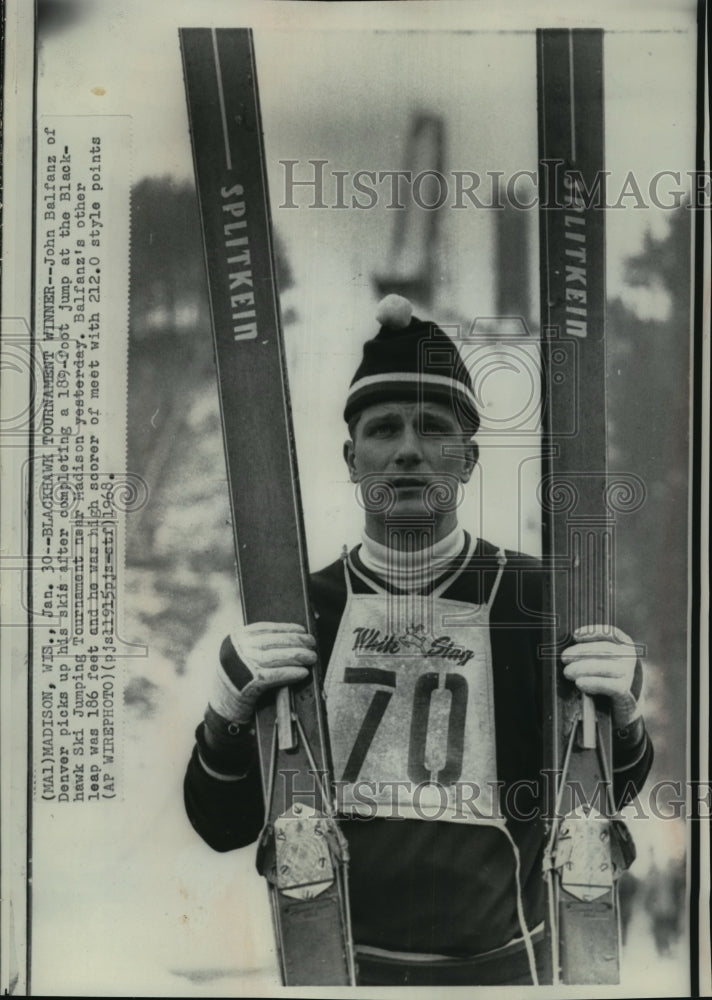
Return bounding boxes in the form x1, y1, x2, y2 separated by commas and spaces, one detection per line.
561, 624, 642, 729
210, 622, 317, 724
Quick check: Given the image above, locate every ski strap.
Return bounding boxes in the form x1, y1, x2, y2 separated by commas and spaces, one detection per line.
543, 713, 635, 900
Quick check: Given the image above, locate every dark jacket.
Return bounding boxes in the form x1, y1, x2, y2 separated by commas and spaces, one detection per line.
184, 535, 653, 955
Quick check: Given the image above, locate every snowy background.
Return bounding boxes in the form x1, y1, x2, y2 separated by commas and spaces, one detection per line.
28, 1, 697, 995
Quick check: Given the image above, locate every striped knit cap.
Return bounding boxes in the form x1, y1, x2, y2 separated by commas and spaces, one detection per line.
344, 294, 480, 434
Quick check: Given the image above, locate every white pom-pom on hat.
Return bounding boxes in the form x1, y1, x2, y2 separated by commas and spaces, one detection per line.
375, 294, 413, 330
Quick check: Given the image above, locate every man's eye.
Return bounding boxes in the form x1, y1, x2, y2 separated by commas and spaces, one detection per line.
368, 422, 395, 437
422, 420, 450, 434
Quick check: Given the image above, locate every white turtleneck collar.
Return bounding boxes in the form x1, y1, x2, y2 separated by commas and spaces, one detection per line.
359, 525, 466, 591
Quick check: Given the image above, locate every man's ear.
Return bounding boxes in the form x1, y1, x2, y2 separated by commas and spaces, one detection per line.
343, 439, 358, 482
459, 440, 479, 482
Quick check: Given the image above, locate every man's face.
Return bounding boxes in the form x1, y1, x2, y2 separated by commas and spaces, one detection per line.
344, 400, 476, 529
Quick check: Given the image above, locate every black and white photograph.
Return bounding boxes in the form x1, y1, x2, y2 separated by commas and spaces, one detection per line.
0, 0, 708, 995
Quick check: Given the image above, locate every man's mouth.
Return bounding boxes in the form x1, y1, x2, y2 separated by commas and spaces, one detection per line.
390, 476, 428, 489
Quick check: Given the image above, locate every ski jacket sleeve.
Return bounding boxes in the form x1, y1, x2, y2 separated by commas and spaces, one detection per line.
182, 559, 344, 853
183, 719, 264, 852
612, 713, 654, 807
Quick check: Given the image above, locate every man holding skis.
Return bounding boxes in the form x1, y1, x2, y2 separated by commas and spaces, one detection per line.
184, 294, 653, 986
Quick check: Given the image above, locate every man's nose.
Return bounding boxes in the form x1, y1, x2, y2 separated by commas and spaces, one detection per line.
394, 425, 424, 465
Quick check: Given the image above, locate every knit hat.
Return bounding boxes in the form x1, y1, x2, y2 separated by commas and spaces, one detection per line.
344, 294, 480, 434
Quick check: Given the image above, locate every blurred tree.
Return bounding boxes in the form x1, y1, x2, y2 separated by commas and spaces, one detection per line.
606, 206, 692, 786
130, 175, 210, 341
130, 175, 292, 341
127, 175, 295, 563
125, 176, 295, 671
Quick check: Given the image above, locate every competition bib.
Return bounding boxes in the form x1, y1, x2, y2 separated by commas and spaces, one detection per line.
324, 573, 501, 824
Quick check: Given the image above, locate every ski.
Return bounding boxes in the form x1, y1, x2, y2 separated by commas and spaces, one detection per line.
537, 28, 632, 985
180, 28, 356, 985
